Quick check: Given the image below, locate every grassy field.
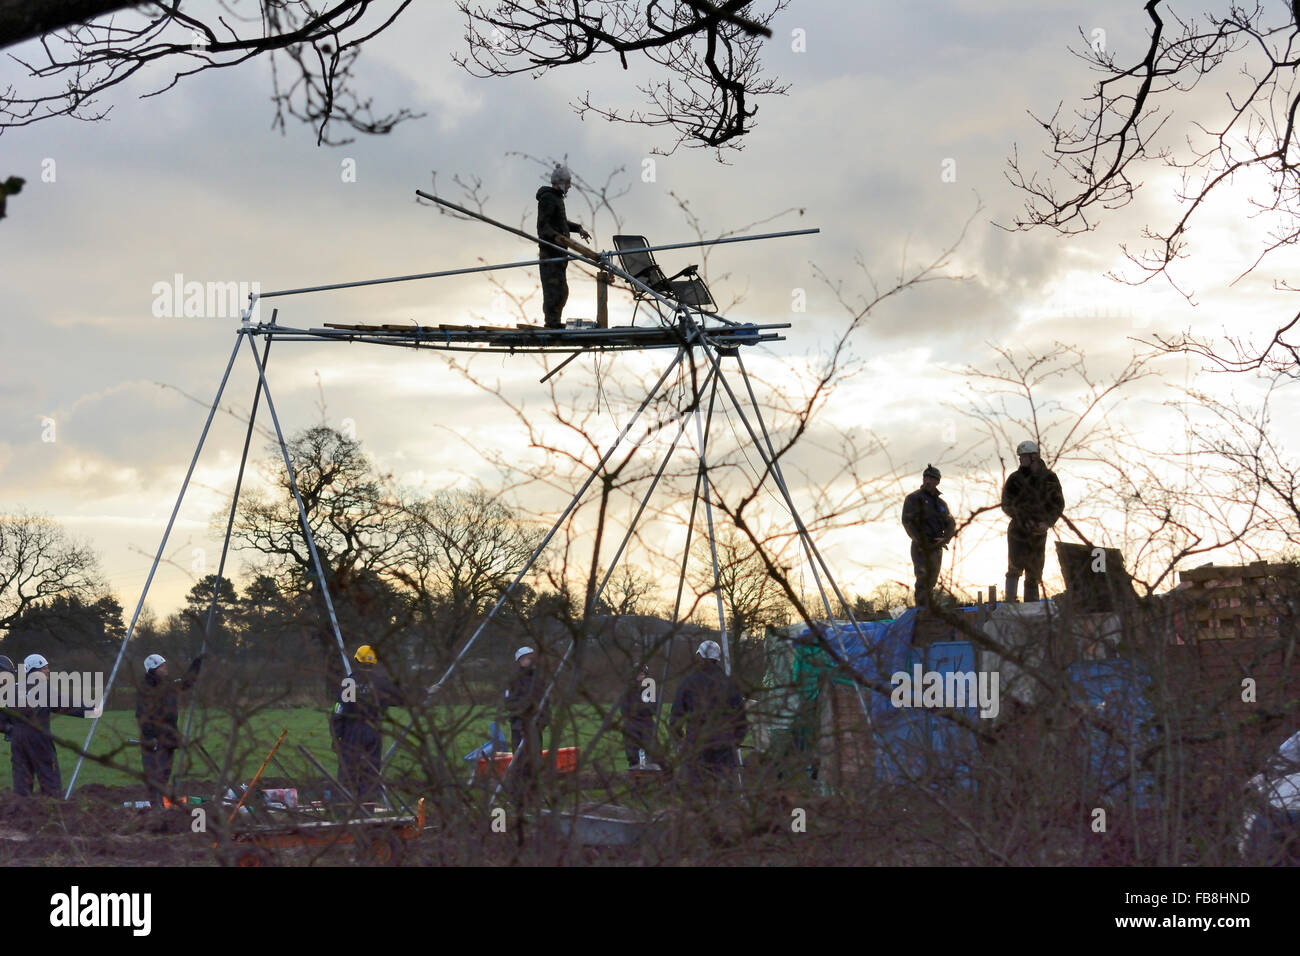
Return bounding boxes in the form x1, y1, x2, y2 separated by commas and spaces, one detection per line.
1, 704, 623, 794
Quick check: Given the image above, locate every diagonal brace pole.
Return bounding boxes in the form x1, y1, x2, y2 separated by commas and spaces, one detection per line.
713, 348, 874, 720
242, 334, 352, 676
66, 332, 246, 798
590, 360, 718, 610
175, 332, 274, 789
382, 345, 689, 766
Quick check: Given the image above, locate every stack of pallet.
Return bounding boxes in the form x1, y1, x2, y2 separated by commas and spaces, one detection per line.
1160, 563, 1300, 808
1176, 562, 1299, 643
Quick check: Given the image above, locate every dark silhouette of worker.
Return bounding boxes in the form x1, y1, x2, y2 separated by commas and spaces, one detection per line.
901, 464, 956, 609
136, 653, 202, 806
1001, 440, 1066, 602
504, 645, 550, 794
536, 163, 592, 329
669, 641, 747, 795
620, 664, 660, 769
330, 645, 402, 805
9, 653, 92, 798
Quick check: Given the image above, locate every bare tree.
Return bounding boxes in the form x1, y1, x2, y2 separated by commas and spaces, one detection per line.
393, 486, 540, 654
2, 1, 793, 152
1, 1, 423, 144
1005, 1, 1300, 374
694, 524, 789, 632
0, 511, 102, 632
225, 424, 413, 677
455, 0, 790, 154
595, 564, 658, 617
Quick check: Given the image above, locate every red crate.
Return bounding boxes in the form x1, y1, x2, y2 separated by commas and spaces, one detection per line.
475, 747, 579, 780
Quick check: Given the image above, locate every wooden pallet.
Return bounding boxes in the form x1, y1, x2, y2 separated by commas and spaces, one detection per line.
1176, 562, 1299, 641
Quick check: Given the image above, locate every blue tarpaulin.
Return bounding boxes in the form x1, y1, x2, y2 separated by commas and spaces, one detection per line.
1066, 658, 1156, 806
779, 608, 1156, 796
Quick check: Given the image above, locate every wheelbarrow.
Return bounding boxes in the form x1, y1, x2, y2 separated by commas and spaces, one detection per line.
218, 797, 426, 867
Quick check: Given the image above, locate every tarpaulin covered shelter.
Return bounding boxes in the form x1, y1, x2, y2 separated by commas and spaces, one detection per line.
761, 605, 1156, 799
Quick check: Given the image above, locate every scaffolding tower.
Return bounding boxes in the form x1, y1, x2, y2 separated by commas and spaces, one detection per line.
65, 191, 877, 799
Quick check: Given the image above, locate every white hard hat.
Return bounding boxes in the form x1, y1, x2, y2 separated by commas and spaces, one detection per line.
1016, 440, 1039, 456
144, 654, 166, 673
23, 653, 48, 672
550, 163, 572, 185
696, 640, 722, 661
514, 646, 535, 662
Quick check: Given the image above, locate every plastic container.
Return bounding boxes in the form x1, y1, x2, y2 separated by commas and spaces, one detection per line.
474, 747, 580, 779
553, 746, 579, 773
475, 753, 514, 780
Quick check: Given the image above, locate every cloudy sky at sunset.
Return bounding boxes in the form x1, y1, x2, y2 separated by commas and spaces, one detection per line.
2, 1, 1296, 622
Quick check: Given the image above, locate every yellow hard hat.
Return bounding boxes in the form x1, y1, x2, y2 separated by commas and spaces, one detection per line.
354, 645, 377, 665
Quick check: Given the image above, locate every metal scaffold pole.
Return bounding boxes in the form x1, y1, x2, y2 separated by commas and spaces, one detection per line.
242, 334, 353, 677
382, 344, 690, 767
174, 330, 274, 790
72, 190, 832, 816
66, 332, 246, 798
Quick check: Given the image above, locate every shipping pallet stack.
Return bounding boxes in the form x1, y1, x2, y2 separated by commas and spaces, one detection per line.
1176, 561, 1299, 644
1162, 562, 1300, 804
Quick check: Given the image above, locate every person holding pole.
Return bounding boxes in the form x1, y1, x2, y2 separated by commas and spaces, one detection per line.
536, 163, 594, 329
330, 645, 402, 805
136, 653, 202, 807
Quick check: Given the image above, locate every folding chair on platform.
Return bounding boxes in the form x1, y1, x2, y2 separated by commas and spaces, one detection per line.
612, 235, 717, 315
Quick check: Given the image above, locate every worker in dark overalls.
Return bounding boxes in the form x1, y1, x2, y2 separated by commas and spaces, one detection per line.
330, 645, 402, 805
536, 163, 592, 329
136, 653, 203, 806
620, 663, 660, 769
9, 653, 90, 798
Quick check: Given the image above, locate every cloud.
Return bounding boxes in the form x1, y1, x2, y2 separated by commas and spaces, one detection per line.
0, 1, 1290, 613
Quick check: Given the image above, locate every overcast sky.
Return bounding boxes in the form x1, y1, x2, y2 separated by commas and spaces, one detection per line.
2, 1, 1295, 621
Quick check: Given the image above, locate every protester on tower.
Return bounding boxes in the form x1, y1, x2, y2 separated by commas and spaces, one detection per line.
901, 464, 956, 609
536, 163, 593, 329
1001, 440, 1066, 602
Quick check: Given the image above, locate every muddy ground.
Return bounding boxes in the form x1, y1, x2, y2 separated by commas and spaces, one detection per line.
0, 762, 1209, 866
0, 784, 212, 866
0, 777, 925, 867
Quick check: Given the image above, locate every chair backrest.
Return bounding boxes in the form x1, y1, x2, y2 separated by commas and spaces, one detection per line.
612, 235, 669, 292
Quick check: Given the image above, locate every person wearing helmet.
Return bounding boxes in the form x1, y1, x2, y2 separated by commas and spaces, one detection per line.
535, 163, 592, 329
135, 653, 203, 806
8, 653, 91, 797
503, 645, 551, 785
1000, 440, 1065, 602
901, 464, 957, 609
330, 644, 403, 805
668, 640, 747, 794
